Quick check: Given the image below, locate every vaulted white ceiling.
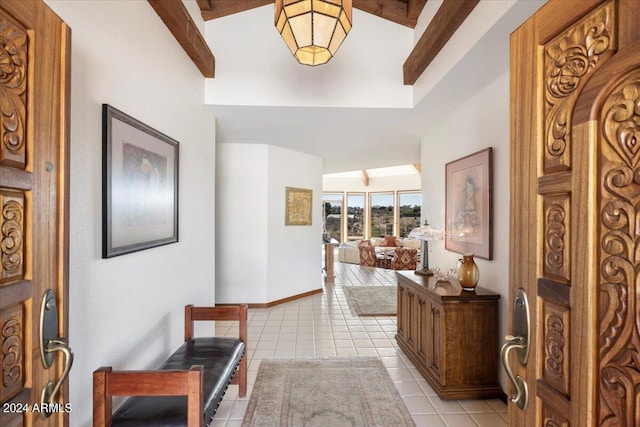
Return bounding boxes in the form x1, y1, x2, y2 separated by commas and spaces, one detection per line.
196, 1, 545, 173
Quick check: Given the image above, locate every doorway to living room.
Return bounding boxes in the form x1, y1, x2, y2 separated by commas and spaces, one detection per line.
322, 164, 422, 244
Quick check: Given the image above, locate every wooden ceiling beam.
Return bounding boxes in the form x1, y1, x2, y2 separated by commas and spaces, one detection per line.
403, 0, 479, 85
361, 170, 370, 186
353, 0, 417, 28
148, 0, 216, 77
200, 1, 427, 28
406, 0, 428, 22
201, 0, 273, 20
196, 0, 212, 11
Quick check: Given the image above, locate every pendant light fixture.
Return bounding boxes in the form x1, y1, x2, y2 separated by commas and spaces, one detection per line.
275, 0, 352, 66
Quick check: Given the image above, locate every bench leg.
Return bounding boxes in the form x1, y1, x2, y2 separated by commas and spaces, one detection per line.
238, 352, 247, 397
93, 367, 112, 427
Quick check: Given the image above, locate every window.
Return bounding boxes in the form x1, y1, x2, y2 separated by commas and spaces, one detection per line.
369, 192, 394, 237
321, 189, 421, 240
346, 193, 365, 240
398, 191, 422, 237
322, 193, 343, 242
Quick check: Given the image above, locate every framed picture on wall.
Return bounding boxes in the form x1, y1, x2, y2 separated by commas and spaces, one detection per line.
285, 187, 312, 226
445, 147, 493, 259
102, 104, 179, 258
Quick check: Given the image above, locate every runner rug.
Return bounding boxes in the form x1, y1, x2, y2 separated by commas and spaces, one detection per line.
242, 357, 415, 427
343, 286, 397, 316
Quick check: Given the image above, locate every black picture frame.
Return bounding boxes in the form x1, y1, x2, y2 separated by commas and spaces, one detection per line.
102, 104, 179, 258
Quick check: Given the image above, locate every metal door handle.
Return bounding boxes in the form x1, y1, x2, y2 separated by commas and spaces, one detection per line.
41, 338, 73, 414
39, 290, 74, 416
501, 334, 528, 409
501, 288, 531, 410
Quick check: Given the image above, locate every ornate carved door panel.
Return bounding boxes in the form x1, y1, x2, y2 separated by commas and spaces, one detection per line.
0, 1, 70, 426
576, 38, 640, 427
510, 0, 640, 425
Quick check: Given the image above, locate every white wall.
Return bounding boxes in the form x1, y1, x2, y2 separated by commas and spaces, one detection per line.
214, 144, 269, 302
267, 146, 323, 301
216, 144, 323, 304
44, 2, 216, 425
419, 71, 511, 391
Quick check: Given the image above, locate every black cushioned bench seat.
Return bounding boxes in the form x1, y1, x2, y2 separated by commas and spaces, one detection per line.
94, 305, 248, 427
111, 337, 245, 426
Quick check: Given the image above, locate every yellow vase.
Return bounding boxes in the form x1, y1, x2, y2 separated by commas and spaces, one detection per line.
457, 253, 479, 290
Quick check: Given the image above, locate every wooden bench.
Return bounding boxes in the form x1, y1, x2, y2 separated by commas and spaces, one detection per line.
93, 304, 247, 427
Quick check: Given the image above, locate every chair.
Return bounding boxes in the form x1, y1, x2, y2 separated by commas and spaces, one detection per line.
358, 244, 385, 268
391, 248, 418, 270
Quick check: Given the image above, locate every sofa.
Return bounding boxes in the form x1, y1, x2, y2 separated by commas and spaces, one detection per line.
338, 237, 421, 264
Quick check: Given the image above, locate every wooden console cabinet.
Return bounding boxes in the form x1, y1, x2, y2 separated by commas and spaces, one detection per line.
396, 271, 502, 400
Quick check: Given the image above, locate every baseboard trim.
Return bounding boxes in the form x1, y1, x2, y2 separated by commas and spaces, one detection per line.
217, 288, 323, 309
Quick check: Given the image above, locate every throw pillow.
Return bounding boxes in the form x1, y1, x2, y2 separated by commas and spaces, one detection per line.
371, 237, 384, 246
384, 236, 397, 247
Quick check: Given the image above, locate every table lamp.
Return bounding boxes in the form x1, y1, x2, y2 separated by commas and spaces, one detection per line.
408, 220, 444, 276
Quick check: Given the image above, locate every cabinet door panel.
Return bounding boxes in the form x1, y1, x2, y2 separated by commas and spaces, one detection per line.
397, 284, 406, 342
416, 296, 428, 359
431, 304, 442, 382
406, 289, 415, 347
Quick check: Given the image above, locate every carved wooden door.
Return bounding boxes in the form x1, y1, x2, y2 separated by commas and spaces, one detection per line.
0, 1, 71, 426
509, 0, 640, 425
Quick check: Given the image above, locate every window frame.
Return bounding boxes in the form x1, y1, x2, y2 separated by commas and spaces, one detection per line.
322, 192, 344, 242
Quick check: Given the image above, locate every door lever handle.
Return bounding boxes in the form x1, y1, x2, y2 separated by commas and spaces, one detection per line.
500, 287, 530, 410
501, 334, 528, 410
39, 290, 74, 416
41, 338, 74, 415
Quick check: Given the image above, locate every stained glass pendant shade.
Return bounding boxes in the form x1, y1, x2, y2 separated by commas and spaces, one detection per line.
275, 0, 353, 66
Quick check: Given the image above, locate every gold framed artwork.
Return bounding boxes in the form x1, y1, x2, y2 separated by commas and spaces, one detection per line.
445, 147, 493, 259
285, 187, 312, 226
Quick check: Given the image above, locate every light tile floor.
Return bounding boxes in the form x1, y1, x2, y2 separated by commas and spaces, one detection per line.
211, 261, 507, 427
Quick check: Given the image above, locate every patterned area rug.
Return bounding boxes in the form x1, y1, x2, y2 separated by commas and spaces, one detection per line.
343, 286, 397, 316
242, 358, 415, 427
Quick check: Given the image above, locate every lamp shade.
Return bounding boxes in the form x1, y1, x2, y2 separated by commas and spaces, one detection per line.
275, 0, 352, 66
408, 221, 444, 241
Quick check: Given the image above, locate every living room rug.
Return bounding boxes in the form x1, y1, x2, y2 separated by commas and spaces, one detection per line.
342, 286, 397, 316
242, 357, 415, 427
